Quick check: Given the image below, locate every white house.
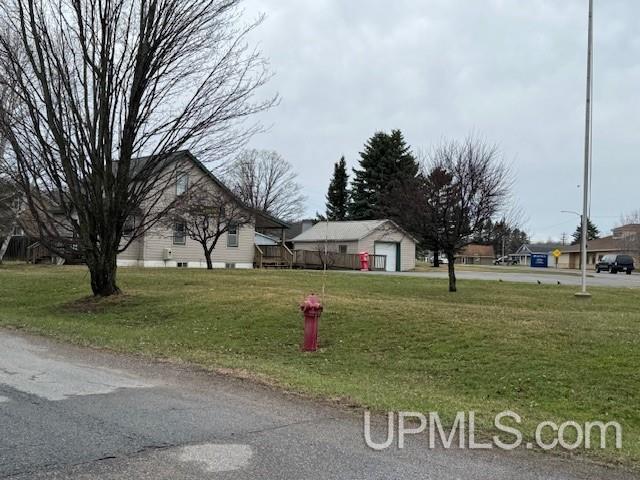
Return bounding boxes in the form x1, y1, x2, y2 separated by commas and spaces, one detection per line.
118, 151, 289, 269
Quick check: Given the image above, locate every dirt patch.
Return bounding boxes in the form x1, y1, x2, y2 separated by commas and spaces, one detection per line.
61, 294, 137, 314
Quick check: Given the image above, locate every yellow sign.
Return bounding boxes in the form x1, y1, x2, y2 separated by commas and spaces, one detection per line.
552, 249, 562, 258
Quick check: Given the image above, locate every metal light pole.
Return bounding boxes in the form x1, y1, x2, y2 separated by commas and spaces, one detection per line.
576, 0, 594, 298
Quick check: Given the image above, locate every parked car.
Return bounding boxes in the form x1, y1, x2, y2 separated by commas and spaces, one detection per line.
493, 256, 519, 266
595, 254, 635, 275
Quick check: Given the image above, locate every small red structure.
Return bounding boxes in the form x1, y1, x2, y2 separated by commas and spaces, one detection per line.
300, 294, 323, 352
358, 252, 370, 271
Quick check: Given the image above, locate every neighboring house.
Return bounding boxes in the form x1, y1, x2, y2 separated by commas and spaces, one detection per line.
511, 243, 563, 267
456, 244, 495, 265
118, 151, 289, 269
290, 220, 416, 272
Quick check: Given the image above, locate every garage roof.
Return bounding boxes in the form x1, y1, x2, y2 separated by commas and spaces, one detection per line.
291, 220, 402, 242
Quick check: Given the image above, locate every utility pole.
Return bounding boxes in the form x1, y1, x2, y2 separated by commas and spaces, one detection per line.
576, 0, 594, 298
561, 232, 568, 246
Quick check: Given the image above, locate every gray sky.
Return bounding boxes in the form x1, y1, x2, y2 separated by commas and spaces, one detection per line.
242, 0, 639, 241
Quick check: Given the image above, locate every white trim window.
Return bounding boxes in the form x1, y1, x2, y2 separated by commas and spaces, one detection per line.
227, 223, 239, 247
173, 222, 187, 245
176, 173, 189, 196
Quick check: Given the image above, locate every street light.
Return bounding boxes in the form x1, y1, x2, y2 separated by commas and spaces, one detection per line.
576, 0, 594, 298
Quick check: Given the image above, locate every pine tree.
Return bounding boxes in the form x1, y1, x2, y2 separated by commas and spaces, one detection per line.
325, 157, 349, 221
571, 218, 600, 245
348, 130, 419, 220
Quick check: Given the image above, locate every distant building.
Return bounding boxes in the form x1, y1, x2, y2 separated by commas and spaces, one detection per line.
558, 228, 639, 269
456, 244, 495, 265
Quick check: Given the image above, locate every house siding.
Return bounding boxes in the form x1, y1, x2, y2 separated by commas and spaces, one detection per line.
117, 159, 255, 269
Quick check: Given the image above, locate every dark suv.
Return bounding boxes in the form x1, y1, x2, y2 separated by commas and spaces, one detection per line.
595, 254, 635, 275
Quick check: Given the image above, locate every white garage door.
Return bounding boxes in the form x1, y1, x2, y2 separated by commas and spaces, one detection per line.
375, 242, 398, 272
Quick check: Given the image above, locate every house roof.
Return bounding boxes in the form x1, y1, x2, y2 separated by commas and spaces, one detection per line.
166, 150, 290, 230
560, 236, 626, 253
514, 242, 563, 255
285, 219, 316, 240
291, 220, 413, 243
459, 244, 495, 257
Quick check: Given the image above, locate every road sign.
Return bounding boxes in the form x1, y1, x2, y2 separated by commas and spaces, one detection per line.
552, 249, 562, 258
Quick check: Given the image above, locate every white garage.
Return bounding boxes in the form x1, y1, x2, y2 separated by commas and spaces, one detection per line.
290, 219, 416, 272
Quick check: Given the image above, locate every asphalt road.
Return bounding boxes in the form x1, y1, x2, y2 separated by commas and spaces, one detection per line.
0, 331, 637, 479
365, 269, 640, 288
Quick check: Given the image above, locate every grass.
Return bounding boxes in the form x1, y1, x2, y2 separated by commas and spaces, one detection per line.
0, 265, 638, 467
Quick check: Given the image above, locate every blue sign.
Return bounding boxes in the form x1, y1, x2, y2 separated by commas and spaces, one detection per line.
531, 254, 549, 268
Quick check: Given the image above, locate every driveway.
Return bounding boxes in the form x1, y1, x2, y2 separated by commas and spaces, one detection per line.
365, 269, 640, 288
0, 331, 636, 479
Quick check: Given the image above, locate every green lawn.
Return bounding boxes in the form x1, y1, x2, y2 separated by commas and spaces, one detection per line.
0, 265, 638, 466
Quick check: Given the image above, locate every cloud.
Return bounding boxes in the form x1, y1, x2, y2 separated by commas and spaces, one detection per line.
242, 0, 640, 239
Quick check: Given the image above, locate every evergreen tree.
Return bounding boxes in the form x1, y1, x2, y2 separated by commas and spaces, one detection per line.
325, 157, 349, 220
571, 218, 600, 245
348, 130, 419, 220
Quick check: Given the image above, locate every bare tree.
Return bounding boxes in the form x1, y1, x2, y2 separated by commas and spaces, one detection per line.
619, 209, 640, 226
0, 54, 21, 263
226, 149, 306, 221
169, 182, 251, 270
0, 0, 275, 296
0, 177, 22, 263
420, 138, 511, 292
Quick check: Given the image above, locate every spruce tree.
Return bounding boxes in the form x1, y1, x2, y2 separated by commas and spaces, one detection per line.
348, 130, 419, 220
325, 157, 349, 221
571, 218, 600, 245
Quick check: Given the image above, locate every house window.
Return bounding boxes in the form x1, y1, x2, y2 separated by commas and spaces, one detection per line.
123, 217, 136, 237
177, 262, 188, 268
227, 223, 238, 247
338, 245, 348, 254
176, 173, 189, 196
173, 222, 186, 245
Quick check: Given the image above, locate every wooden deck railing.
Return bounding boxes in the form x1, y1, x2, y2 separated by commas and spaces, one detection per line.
255, 244, 294, 268
292, 250, 387, 271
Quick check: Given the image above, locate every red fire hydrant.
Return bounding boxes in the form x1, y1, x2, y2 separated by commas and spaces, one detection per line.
359, 252, 370, 271
300, 294, 323, 352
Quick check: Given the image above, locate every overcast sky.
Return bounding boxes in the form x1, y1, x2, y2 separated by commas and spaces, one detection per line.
241, 0, 639, 241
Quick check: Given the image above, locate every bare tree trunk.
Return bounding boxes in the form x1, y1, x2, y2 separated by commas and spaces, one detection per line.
433, 248, 440, 268
205, 251, 214, 270
446, 252, 457, 292
0, 235, 11, 264
87, 252, 120, 297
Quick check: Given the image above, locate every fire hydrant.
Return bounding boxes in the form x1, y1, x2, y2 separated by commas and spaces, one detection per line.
358, 252, 370, 271
300, 294, 323, 352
